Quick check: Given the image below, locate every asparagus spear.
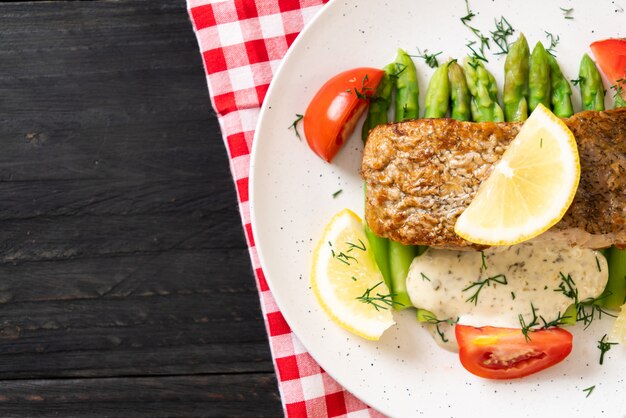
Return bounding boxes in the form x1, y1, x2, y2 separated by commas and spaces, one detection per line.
601, 247, 626, 309
463, 58, 504, 122
387, 49, 420, 310
547, 54, 574, 118
528, 42, 551, 112
448, 60, 471, 121
394, 48, 420, 120
503, 34, 530, 122
361, 64, 395, 290
424, 61, 451, 118
578, 54, 605, 111
361, 63, 395, 142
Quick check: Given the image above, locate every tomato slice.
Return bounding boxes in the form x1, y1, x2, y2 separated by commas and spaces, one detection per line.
455, 325, 573, 379
590, 38, 626, 99
303, 68, 384, 162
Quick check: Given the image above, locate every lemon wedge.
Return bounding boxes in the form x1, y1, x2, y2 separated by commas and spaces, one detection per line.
608, 303, 626, 345
311, 209, 395, 340
455, 104, 580, 246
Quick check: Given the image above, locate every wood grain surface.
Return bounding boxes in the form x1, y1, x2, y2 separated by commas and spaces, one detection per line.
0, 0, 280, 416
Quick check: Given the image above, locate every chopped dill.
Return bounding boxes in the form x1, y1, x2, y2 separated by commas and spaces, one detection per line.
346, 239, 366, 252
480, 251, 487, 271
545, 31, 560, 56
540, 137, 543, 148
597, 334, 617, 365
610, 78, 625, 100
460, 0, 490, 62
332, 189, 343, 198
390, 63, 407, 79
463, 274, 508, 305
511, 291, 516, 300
570, 76, 585, 86
554, 272, 578, 302
490, 16, 515, 55
435, 324, 448, 343
560, 7, 574, 19
582, 385, 595, 398
351, 276, 358, 282
412, 48, 443, 68
519, 303, 539, 342
356, 281, 403, 311
420, 272, 431, 282
289, 114, 304, 140
346, 74, 373, 100
595, 255, 601, 272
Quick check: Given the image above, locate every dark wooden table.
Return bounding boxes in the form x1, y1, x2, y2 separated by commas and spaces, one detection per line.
0, 1, 281, 416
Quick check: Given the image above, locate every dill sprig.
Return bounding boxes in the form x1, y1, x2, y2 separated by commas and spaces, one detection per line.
480, 251, 487, 271
346, 74, 373, 100
463, 274, 508, 305
560, 7, 574, 19
420, 272, 431, 282
412, 48, 443, 68
435, 324, 449, 343
610, 78, 625, 100
554, 272, 578, 302
356, 281, 403, 311
466, 41, 489, 63
539, 311, 571, 328
389, 63, 407, 79
519, 303, 539, 342
460, 0, 490, 62
545, 31, 560, 57
289, 114, 304, 140
570, 76, 585, 86
490, 16, 515, 55
597, 334, 617, 365
420, 312, 459, 326
346, 239, 366, 252
582, 385, 595, 398
576, 299, 617, 329
328, 241, 357, 266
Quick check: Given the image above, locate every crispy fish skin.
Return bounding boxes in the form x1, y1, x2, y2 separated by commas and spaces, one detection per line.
362, 108, 626, 250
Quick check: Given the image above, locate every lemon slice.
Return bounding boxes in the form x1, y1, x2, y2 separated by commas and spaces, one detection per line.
455, 104, 580, 246
311, 209, 395, 340
608, 303, 626, 345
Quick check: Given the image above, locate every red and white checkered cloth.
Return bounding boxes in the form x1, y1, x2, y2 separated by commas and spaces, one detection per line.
186, 1, 385, 416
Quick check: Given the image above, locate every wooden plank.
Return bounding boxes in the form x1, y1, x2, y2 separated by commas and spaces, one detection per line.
0, 0, 274, 387
0, 374, 282, 417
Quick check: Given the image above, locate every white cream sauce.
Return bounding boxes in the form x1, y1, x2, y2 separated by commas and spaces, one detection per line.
406, 239, 609, 351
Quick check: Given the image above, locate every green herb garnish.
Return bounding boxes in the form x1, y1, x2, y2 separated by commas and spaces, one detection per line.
420, 272, 431, 282
356, 281, 403, 311
412, 48, 443, 68
582, 385, 595, 397
346, 239, 366, 252
519, 303, 539, 342
289, 114, 304, 140
560, 7, 574, 19
463, 274, 508, 305
545, 31, 560, 56
480, 251, 487, 271
597, 334, 617, 365
570, 76, 585, 86
332, 189, 343, 198
490, 16, 515, 55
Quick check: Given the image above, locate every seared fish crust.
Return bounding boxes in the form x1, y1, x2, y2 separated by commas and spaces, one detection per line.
362, 108, 626, 250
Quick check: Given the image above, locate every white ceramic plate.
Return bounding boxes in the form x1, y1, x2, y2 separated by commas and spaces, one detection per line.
250, 1, 626, 416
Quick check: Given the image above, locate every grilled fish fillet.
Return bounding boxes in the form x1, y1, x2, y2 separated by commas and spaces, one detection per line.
362, 108, 626, 250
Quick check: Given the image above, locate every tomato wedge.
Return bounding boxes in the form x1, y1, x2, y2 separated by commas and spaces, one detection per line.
590, 38, 626, 99
303, 68, 384, 162
455, 325, 573, 379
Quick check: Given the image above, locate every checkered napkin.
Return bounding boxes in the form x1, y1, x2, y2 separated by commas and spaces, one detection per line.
186, 1, 385, 416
